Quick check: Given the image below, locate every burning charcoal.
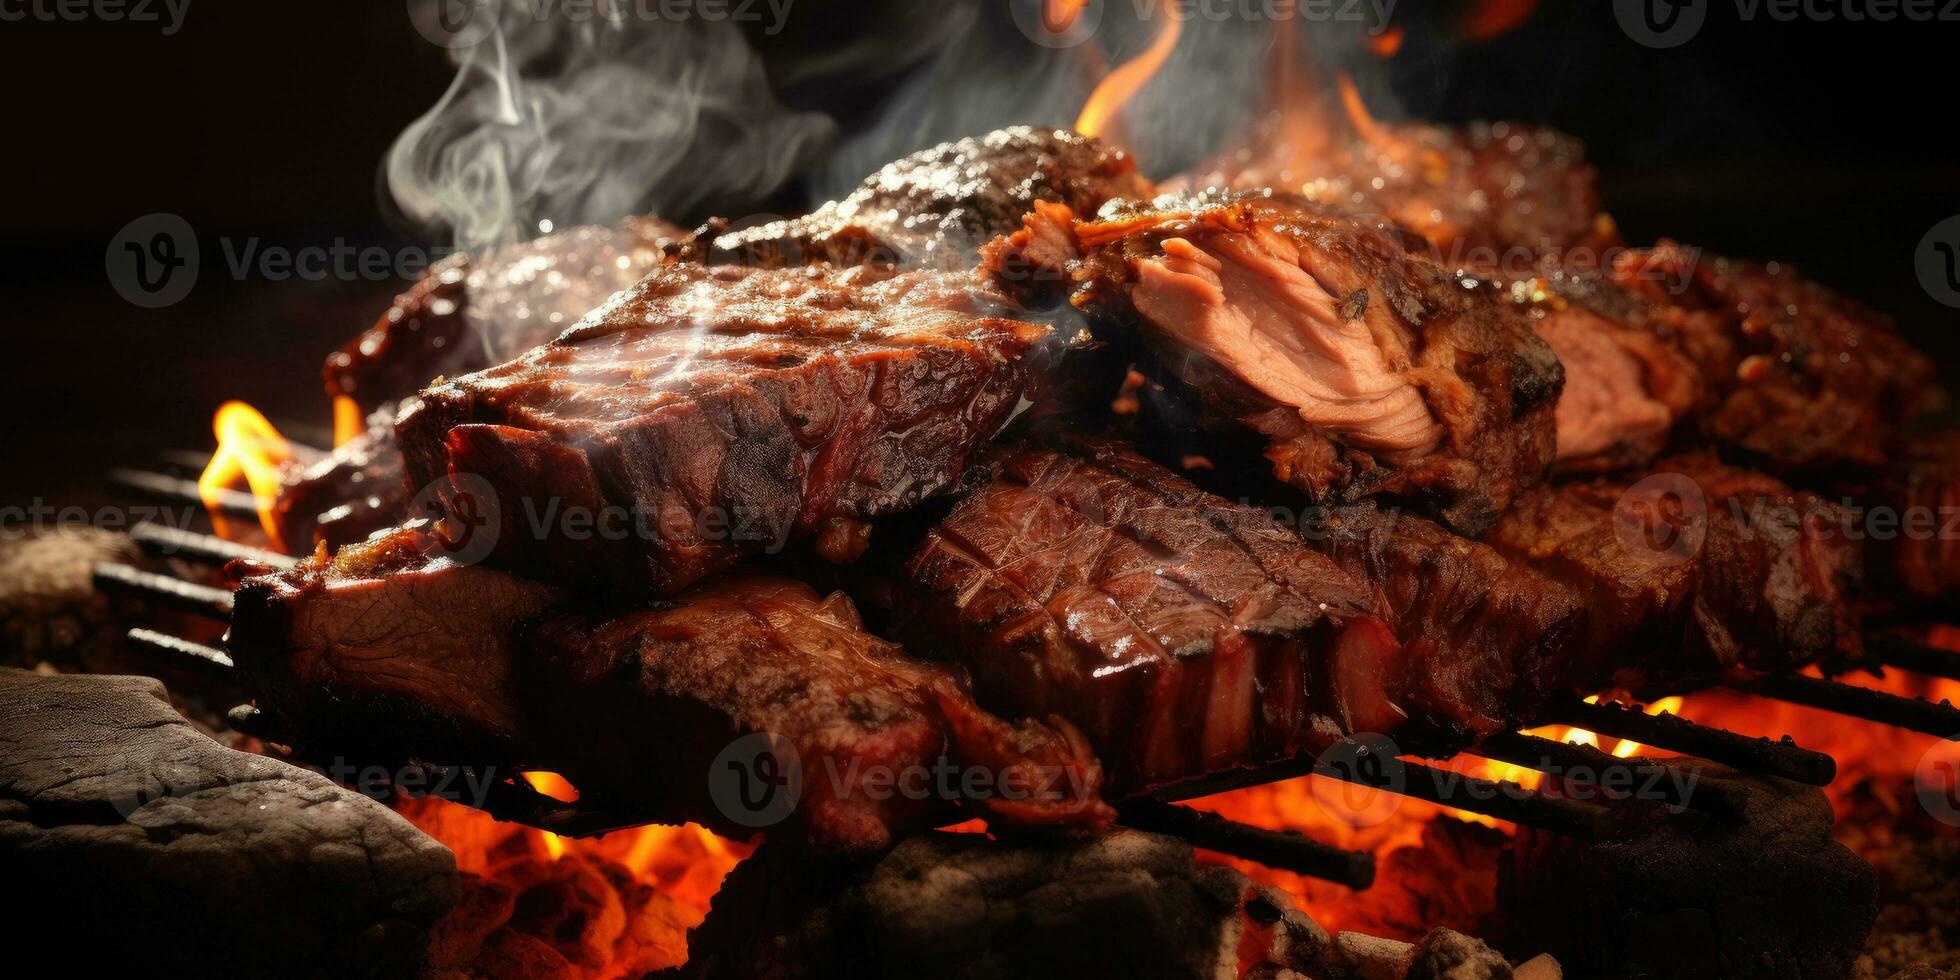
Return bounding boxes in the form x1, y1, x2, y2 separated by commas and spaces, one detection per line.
0, 668, 456, 977
1504, 761, 1877, 979
674, 829, 1330, 980
1328, 928, 1518, 980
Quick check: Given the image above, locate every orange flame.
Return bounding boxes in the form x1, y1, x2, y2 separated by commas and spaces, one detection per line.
332, 395, 364, 448
1074, 0, 1182, 138
1043, 0, 1090, 34
1365, 24, 1405, 59
198, 401, 293, 548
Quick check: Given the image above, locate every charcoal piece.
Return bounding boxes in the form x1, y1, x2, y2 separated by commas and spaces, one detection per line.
0, 668, 456, 977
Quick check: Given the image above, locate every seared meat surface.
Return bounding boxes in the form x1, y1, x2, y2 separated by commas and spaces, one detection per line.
228, 524, 566, 763
1609, 244, 1942, 476
399, 263, 1050, 594
325, 216, 684, 414
713, 127, 1153, 270
1486, 453, 1864, 696
988, 192, 1562, 535
270, 406, 410, 552
898, 436, 1407, 791
1847, 431, 1960, 607
525, 573, 1111, 852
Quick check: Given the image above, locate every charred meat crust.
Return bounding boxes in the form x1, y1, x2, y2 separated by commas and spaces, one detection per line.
397, 263, 1051, 595
986, 192, 1561, 536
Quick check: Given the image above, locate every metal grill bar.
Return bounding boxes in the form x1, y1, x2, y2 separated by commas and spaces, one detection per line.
1472, 731, 1738, 813
1537, 697, 1835, 786
1115, 798, 1375, 889
1740, 674, 1960, 738
109, 468, 262, 519
93, 563, 233, 620
131, 522, 295, 571
126, 628, 234, 673
1868, 634, 1960, 683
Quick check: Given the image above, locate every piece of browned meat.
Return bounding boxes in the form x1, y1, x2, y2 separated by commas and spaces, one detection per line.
713, 127, 1153, 270
986, 192, 1562, 535
228, 536, 1112, 852
228, 524, 567, 764
1485, 453, 1864, 697
1609, 244, 1943, 476
1305, 503, 1586, 749
325, 216, 685, 414
1843, 431, 1960, 608
269, 405, 411, 551
1176, 90, 1617, 265
397, 263, 1051, 594
898, 436, 1421, 792
523, 573, 1112, 852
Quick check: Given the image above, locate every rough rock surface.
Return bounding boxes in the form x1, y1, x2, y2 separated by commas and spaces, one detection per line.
0, 668, 456, 977
676, 829, 1330, 979
0, 527, 137, 667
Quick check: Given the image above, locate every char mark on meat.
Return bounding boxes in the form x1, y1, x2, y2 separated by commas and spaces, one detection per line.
325, 216, 684, 414
397, 263, 1051, 595
713, 127, 1154, 271
898, 435, 1424, 792
271, 405, 411, 551
523, 573, 1111, 852
985, 192, 1562, 535
1485, 452, 1864, 697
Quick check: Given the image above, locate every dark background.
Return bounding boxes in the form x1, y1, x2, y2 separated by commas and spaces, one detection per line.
0, 0, 1954, 510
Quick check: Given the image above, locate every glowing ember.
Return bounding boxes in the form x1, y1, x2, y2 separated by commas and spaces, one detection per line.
1460, 0, 1541, 41
1074, 0, 1182, 139
1043, 0, 1090, 34
1365, 24, 1405, 59
198, 400, 294, 548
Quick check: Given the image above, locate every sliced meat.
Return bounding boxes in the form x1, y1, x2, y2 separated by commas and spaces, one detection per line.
270, 405, 411, 551
1176, 91, 1616, 264
227, 524, 567, 764
397, 263, 1050, 594
1609, 244, 1943, 476
1485, 453, 1864, 696
714, 127, 1153, 270
1306, 503, 1586, 749
1846, 431, 1960, 608
523, 573, 1112, 852
987, 192, 1562, 535
897, 436, 1407, 792
325, 216, 685, 413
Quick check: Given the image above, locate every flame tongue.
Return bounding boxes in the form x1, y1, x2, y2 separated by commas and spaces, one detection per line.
1073, 0, 1183, 139
198, 401, 295, 549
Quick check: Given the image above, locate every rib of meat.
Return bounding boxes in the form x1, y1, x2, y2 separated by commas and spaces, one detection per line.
325, 216, 685, 414
227, 524, 567, 764
522, 573, 1111, 852
1175, 96, 1616, 264
897, 436, 1409, 792
1305, 503, 1586, 749
228, 536, 1111, 851
270, 405, 410, 551
986, 192, 1562, 535
713, 127, 1154, 270
1484, 453, 1864, 696
397, 263, 1051, 594
1607, 244, 1943, 476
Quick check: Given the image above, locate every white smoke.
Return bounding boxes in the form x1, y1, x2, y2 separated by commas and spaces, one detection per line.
390, 0, 837, 253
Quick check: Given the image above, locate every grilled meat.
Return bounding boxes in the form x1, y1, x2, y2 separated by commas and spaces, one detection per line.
398, 263, 1050, 595
898, 436, 1406, 791
986, 192, 1562, 535
523, 573, 1111, 851
325, 217, 684, 414
713, 127, 1152, 271
1844, 431, 1960, 608
1485, 453, 1864, 696
1607, 244, 1942, 476
270, 405, 410, 551
228, 532, 1111, 851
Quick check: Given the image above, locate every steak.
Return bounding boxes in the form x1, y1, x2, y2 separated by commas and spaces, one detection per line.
270, 405, 411, 551
397, 263, 1052, 594
523, 573, 1112, 852
986, 192, 1563, 535
1607, 244, 1942, 476
1844, 431, 1960, 608
325, 216, 684, 414
228, 536, 1112, 851
1485, 453, 1864, 696
897, 436, 1408, 792
713, 127, 1154, 271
